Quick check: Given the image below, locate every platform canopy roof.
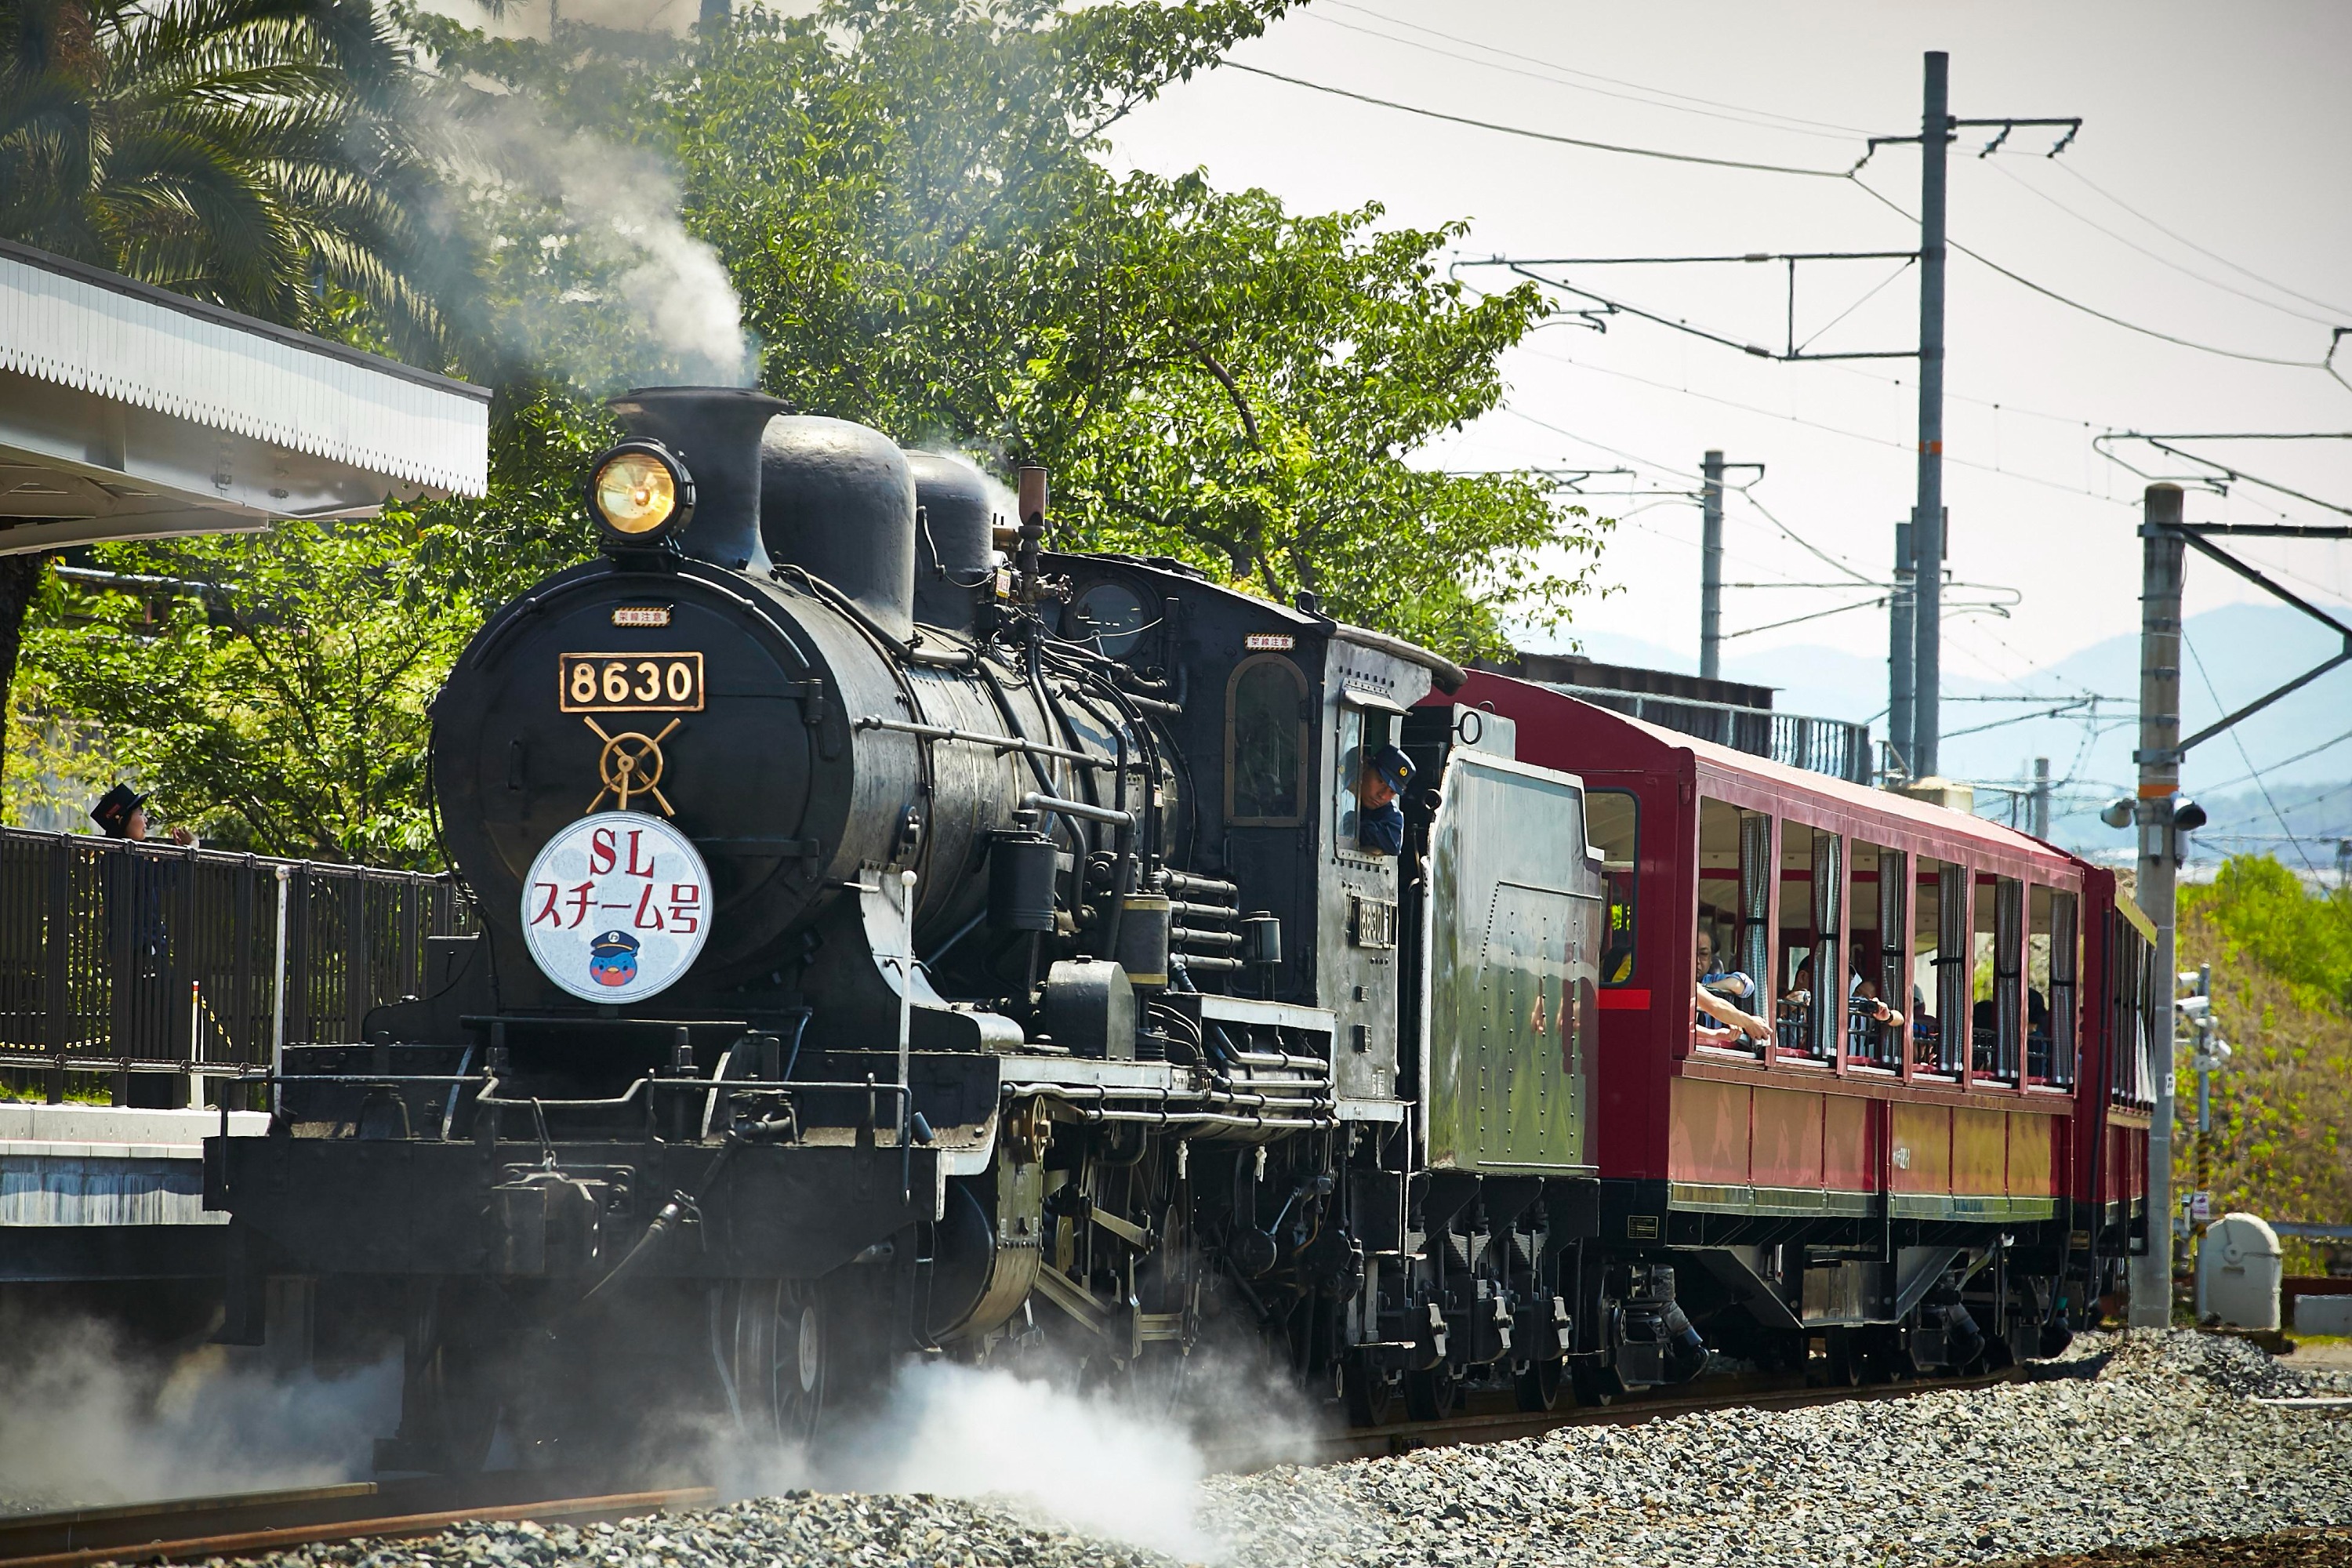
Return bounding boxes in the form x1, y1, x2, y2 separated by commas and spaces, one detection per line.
0, 239, 489, 556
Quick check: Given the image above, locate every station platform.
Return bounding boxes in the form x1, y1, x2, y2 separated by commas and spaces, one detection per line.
0, 1102, 267, 1282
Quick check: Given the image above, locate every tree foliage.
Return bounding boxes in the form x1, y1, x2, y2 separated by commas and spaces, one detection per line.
2180, 853, 2352, 1013
23, 520, 481, 865
2176, 856, 2352, 1268
0, 0, 463, 361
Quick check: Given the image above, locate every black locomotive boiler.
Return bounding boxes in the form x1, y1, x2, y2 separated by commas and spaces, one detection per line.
207, 384, 1649, 1465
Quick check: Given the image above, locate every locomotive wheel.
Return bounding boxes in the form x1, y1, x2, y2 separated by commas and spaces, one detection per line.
1569, 1359, 1624, 1406
1402, 1361, 1457, 1422
720, 1279, 826, 1443
1822, 1327, 1864, 1388
1512, 1357, 1564, 1413
1342, 1350, 1396, 1427
394, 1282, 503, 1474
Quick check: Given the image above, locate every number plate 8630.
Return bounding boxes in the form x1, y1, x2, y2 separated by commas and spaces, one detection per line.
559, 652, 706, 713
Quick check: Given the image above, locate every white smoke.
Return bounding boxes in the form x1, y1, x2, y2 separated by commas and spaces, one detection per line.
462, 95, 754, 389
695, 1346, 1317, 1563
0, 1312, 397, 1511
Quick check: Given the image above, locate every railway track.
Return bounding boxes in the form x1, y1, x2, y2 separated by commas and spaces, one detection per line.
0, 1479, 715, 1568
0, 1367, 2027, 1568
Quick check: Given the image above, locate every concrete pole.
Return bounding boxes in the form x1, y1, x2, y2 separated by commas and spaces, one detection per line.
1700, 450, 1725, 681
1889, 520, 1916, 782
2030, 757, 2051, 839
1911, 52, 1950, 780
2130, 481, 2186, 1327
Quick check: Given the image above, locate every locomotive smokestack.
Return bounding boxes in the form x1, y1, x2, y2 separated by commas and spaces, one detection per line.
606, 386, 786, 572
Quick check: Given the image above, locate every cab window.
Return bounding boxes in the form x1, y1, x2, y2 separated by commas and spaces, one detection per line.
1226, 655, 1307, 825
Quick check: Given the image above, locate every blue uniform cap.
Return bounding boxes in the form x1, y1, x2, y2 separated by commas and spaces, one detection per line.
1367, 743, 1414, 795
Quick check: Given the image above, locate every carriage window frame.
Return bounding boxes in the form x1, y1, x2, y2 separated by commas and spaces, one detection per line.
1587, 789, 1640, 988
1224, 653, 1310, 827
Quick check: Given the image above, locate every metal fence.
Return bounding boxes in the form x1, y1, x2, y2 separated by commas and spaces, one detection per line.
0, 827, 474, 1103
1540, 684, 1873, 785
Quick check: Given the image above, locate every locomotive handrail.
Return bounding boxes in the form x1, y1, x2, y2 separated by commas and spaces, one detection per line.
854, 713, 1117, 771
1019, 792, 1134, 828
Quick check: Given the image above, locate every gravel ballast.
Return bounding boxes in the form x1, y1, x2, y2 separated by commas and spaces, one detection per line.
180, 1330, 2352, 1568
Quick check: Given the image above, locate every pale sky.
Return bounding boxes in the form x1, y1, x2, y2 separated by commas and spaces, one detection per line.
1103, 0, 2352, 691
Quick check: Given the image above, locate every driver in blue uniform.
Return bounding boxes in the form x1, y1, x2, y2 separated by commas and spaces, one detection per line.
1358, 743, 1413, 856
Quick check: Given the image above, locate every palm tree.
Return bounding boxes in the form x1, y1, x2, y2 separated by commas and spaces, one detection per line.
1, 0, 460, 356
0, 0, 470, 794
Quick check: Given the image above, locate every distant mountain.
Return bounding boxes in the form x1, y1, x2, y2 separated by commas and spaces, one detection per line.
1537, 604, 2351, 858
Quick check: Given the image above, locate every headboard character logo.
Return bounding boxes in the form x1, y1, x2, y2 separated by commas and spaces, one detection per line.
587, 928, 641, 987
522, 813, 710, 1003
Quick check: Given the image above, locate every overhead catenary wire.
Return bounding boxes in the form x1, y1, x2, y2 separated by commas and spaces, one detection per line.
1219, 64, 1857, 180
1218, 60, 2352, 382
2048, 160, 2352, 321
1319, 0, 1874, 140
1984, 158, 2347, 328
1848, 177, 2348, 374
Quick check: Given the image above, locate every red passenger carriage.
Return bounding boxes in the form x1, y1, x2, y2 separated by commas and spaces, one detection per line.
1443, 670, 2152, 1370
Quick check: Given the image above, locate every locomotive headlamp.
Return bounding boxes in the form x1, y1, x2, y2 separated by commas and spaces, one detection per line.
587, 441, 695, 549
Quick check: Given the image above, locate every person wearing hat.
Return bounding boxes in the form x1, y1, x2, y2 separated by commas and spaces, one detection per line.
91, 784, 194, 845
90, 784, 189, 1080
1357, 742, 1414, 856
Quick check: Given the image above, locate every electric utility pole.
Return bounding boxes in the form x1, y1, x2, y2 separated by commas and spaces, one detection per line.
2131, 482, 2186, 1327
2030, 757, 2051, 839
1911, 51, 1950, 782
1889, 518, 1915, 781
1701, 451, 1725, 681
1697, 452, 1762, 681
1878, 53, 2080, 779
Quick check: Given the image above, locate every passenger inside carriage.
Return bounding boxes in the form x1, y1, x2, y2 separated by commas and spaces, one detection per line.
1693, 924, 1771, 1047
1847, 935, 1905, 1026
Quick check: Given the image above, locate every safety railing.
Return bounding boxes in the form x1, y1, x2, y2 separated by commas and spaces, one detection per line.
1540, 684, 1873, 785
0, 826, 474, 1105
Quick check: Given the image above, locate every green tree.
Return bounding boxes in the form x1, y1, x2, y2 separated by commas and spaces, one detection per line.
2177, 857, 2352, 1268
22, 518, 481, 864
2182, 853, 2352, 1012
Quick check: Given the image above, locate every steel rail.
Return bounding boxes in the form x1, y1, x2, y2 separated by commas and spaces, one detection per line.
0, 1483, 714, 1568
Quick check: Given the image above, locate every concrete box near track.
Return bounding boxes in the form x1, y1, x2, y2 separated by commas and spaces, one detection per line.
2198, 1212, 2282, 1330
2294, 1295, 2352, 1336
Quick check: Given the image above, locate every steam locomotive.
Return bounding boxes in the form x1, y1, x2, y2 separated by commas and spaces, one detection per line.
208, 385, 2132, 1468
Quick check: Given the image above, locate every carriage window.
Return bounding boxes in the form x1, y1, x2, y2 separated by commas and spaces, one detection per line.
1693, 798, 1773, 1050
1849, 841, 1904, 1070
1588, 790, 1639, 986
1775, 826, 1839, 1062
2031, 887, 2078, 1087
2042, 888, 2079, 1100
1914, 857, 1968, 1076
1973, 875, 2024, 1084
1226, 655, 1307, 825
